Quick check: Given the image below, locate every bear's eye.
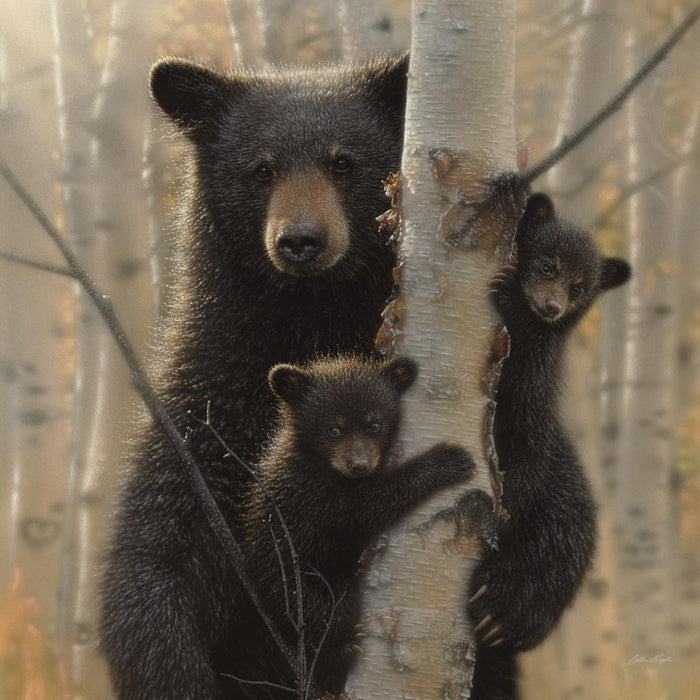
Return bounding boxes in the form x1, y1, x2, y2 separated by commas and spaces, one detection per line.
332, 155, 353, 175
367, 421, 381, 434
254, 164, 274, 182
328, 426, 342, 438
570, 283, 584, 299
540, 262, 555, 277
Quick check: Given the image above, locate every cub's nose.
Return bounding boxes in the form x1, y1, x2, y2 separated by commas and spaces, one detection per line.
276, 225, 325, 263
543, 299, 563, 318
348, 460, 371, 477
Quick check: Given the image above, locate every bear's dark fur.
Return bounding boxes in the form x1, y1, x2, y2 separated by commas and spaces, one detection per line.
100, 56, 409, 699
227, 355, 473, 697
468, 194, 631, 699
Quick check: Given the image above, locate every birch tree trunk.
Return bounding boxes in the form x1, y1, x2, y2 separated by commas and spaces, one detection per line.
613, 6, 680, 692
347, 1, 520, 696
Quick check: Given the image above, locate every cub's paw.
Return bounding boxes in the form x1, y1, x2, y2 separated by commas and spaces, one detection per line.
468, 557, 557, 651
426, 443, 475, 482
488, 264, 517, 317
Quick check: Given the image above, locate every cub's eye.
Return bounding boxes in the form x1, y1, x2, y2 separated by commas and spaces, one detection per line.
254, 164, 274, 182
540, 262, 555, 277
570, 283, 584, 298
332, 155, 353, 174
367, 421, 381, 434
328, 426, 342, 438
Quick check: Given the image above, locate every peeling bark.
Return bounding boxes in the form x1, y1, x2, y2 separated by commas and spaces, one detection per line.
347, 1, 521, 696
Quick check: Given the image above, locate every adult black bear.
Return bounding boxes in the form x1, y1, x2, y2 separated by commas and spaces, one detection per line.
468, 194, 631, 699
230, 355, 473, 697
100, 56, 409, 699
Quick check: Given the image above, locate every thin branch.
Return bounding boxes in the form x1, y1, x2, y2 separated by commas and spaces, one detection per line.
593, 150, 698, 229
303, 566, 348, 700
268, 514, 298, 633
220, 674, 297, 695
0, 249, 75, 277
0, 154, 299, 681
524, 3, 700, 183
192, 406, 310, 697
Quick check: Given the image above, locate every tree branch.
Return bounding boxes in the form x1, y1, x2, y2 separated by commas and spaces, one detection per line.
0, 154, 303, 688
0, 249, 75, 277
524, 3, 700, 183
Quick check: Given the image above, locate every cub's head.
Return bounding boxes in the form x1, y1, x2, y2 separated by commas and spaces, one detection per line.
515, 194, 630, 325
149, 55, 408, 280
268, 355, 417, 478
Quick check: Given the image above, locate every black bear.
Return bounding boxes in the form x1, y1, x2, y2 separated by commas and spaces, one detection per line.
468, 193, 631, 699
227, 355, 474, 697
100, 56, 409, 699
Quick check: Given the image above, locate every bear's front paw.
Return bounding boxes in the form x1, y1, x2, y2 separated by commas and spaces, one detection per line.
426, 443, 475, 483
468, 558, 557, 651
488, 265, 517, 318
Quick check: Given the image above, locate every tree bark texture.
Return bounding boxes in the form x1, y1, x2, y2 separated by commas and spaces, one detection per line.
347, 1, 520, 697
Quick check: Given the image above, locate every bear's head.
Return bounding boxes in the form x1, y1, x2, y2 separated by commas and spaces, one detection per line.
149, 56, 408, 282
268, 355, 417, 478
515, 194, 630, 326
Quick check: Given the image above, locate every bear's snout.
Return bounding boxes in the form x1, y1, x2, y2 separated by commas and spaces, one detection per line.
264, 170, 350, 276
276, 224, 326, 263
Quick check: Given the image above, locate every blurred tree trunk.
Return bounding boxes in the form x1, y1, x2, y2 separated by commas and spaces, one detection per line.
339, 0, 410, 58
612, 5, 681, 693
254, 0, 342, 63
347, 1, 520, 696
672, 96, 700, 679
520, 2, 625, 698
43, 1, 158, 696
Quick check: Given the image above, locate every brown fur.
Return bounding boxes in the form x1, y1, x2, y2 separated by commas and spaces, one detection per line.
264, 170, 350, 275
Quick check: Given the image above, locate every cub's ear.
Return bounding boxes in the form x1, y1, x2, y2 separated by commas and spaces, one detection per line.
268, 364, 311, 406
517, 193, 555, 239
522, 193, 555, 223
149, 58, 238, 135
383, 356, 418, 394
364, 53, 409, 118
600, 257, 631, 291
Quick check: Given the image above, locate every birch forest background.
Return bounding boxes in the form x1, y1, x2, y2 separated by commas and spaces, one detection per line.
1, 0, 699, 698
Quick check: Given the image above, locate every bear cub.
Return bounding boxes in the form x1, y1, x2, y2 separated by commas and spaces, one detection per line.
229, 355, 474, 698
468, 194, 631, 700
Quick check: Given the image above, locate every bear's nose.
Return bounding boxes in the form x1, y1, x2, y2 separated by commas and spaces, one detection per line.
348, 460, 371, 477
543, 299, 563, 318
277, 225, 325, 262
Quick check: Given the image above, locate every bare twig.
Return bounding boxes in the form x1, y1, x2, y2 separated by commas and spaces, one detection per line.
524, 3, 700, 183
0, 154, 299, 682
304, 566, 348, 700
0, 249, 74, 277
268, 514, 298, 632
219, 674, 297, 695
593, 150, 699, 229
192, 410, 310, 698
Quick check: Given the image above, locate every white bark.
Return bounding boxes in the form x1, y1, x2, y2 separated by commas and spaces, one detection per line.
613, 7, 680, 689
347, 1, 518, 697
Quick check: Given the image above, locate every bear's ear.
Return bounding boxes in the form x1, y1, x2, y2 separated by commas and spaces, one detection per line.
600, 257, 631, 291
268, 364, 311, 406
521, 193, 555, 225
365, 53, 409, 117
516, 193, 556, 242
149, 58, 237, 135
383, 356, 418, 394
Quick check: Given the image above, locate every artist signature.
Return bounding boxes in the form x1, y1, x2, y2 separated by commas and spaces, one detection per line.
627, 654, 672, 665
